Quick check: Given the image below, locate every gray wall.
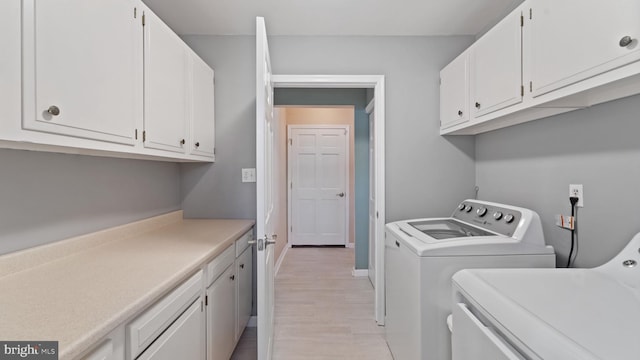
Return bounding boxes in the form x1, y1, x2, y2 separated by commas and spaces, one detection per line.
274, 88, 370, 269
0, 149, 181, 255
475, 94, 640, 268
180, 35, 477, 226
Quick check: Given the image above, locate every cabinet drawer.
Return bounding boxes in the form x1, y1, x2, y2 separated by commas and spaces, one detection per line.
235, 230, 253, 258
206, 244, 235, 287
127, 270, 203, 360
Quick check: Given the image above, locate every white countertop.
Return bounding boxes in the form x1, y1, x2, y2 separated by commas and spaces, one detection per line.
0, 212, 254, 359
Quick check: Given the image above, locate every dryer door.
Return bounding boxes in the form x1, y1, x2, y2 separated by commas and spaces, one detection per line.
452, 303, 527, 360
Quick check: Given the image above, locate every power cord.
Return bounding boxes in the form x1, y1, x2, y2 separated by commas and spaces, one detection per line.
567, 196, 579, 268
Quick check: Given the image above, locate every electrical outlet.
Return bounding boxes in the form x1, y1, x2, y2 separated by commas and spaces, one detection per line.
569, 184, 584, 207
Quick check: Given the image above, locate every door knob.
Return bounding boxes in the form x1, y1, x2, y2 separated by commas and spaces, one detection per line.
47, 105, 60, 116
619, 35, 633, 47
337, 192, 345, 197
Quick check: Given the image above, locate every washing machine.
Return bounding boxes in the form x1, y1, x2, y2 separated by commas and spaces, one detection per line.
385, 199, 555, 360
452, 231, 640, 360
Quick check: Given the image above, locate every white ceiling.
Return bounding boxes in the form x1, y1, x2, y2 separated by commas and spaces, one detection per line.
143, 0, 524, 36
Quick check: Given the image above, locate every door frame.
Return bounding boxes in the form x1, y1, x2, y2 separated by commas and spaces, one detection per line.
272, 74, 386, 325
287, 124, 350, 247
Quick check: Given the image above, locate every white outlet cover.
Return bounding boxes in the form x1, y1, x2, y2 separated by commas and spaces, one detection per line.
242, 168, 256, 183
569, 184, 584, 207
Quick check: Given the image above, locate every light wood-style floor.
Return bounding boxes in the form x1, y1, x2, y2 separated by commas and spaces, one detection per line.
232, 246, 392, 359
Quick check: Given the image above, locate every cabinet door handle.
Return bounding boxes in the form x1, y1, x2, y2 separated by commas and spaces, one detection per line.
620, 35, 633, 47
395, 240, 400, 248
195, 142, 200, 148
240, 264, 244, 269
457, 110, 463, 116
475, 102, 481, 109
230, 275, 235, 281
180, 139, 186, 145
47, 105, 61, 116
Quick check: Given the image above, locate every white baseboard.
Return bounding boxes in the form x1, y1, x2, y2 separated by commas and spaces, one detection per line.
346, 242, 355, 248
247, 316, 257, 327
274, 244, 289, 277
352, 268, 369, 277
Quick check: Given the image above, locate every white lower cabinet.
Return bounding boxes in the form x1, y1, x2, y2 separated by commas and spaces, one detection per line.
236, 246, 252, 340
138, 299, 205, 360
127, 271, 204, 360
81, 326, 125, 360
206, 265, 237, 360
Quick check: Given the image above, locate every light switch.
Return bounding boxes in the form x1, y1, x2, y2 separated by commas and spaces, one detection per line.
242, 168, 256, 183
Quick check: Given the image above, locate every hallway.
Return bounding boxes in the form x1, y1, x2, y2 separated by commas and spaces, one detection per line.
272, 247, 392, 359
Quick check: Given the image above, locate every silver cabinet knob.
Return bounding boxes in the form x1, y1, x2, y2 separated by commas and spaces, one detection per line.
337, 192, 345, 197
620, 36, 633, 47
47, 105, 60, 116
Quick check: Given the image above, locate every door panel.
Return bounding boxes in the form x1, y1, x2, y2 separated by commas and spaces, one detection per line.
290, 128, 348, 246
206, 266, 235, 360
23, 0, 138, 144
255, 16, 276, 360
471, 9, 522, 117
190, 54, 215, 157
144, 8, 188, 153
531, 0, 640, 96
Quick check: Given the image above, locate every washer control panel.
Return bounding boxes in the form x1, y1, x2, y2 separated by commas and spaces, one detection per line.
452, 201, 522, 237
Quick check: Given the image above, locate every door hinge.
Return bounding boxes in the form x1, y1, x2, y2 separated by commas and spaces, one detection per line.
530, 81, 533, 92
529, 8, 532, 20
376, 211, 379, 219
520, 15, 524, 27
142, 13, 146, 26
521, 85, 524, 97
134, 7, 137, 18
290, 226, 293, 233
135, 129, 138, 140
205, 295, 208, 306
201, 300, 203, 311
288, 138, 292, 146
142, 130, 146, 142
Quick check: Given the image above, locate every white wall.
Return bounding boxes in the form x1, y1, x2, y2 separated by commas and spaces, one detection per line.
476, 94, 640, 267
0, 149, 181, 255
180, 35, 477, 223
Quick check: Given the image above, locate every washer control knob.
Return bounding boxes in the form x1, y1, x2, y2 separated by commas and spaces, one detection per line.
476, 207, 487, 217
458, 203, 466, 211
504, 214, 515, 223
493, 212, 503, 221
464, 205, 473, 213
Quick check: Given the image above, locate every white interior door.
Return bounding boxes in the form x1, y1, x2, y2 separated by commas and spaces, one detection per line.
289, 126, 348, 246
367, 105, 376, 287
255, 16, 276, 360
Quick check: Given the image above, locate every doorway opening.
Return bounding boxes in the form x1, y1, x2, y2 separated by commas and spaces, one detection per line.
270, 76, 386, 325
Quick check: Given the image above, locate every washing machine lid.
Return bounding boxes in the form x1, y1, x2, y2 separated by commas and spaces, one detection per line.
408, 219, 493, 239
453, 268, 640, 360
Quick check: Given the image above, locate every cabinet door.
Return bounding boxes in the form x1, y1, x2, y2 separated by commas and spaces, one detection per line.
190, 54, 216, 158
138, 298, 205, 360
206, 265, 236, 360
22, 0, 139, 145
236, 247, 253, 340
143, 8, 188, 154
0, 0, 20, 133
530, 0, 640, 97
440, 51, 469, 129
471, 9, 522, 117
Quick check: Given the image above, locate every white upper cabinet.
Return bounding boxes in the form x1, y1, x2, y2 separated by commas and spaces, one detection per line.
22, 0, 140, 145
530, 0, 640, 97
189, 54, 216, 158
0, 0, 20, 129
471, 8, 523, 118
143, 7, 188, 154
440, 51, 469, 129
